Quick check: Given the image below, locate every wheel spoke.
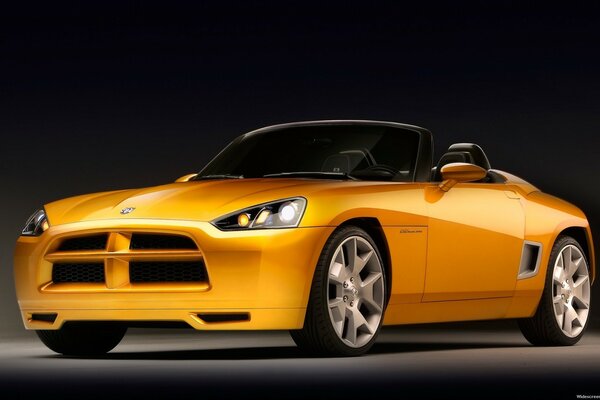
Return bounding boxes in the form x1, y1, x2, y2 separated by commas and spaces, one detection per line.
354, 307, 373, 334
572, 295, 590, 310
555, 308, 565, 329
553, 267, 566, 285
562, 247, 574, 277
562, 246, 571, 267
344, 237, 357, 266
553, 294, 563, 306
572, 288, 590, 310
572, 275, 589, 309
344, 307, 370, 345
568, 255, 582, 278
329, 261, 347, 283
563, 303, 578, 336
328, 298, 346, 335
573, 274, 589, 288
344, 309, 358, 345
556, 252, 564, 269
573, 255, 583, 268
553, 294, 566, 325
360, 272, 383, 313
353, 249, 374, 276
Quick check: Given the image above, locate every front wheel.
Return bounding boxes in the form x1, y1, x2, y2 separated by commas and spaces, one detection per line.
36, 323, 127, 356
518, 235, 591, 346
290, 226, 387, 356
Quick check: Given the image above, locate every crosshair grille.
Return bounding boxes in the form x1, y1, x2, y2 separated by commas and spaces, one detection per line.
46, 231, 208, 289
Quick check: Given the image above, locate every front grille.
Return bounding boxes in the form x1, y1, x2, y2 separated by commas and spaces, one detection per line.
130, 234, 197, 250
130, 261, 206, 283
52, 263, 105, 283
58, 234, 108, 251
45, 231, 208, 291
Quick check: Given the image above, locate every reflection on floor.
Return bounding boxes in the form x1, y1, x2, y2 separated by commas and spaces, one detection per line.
1, 321, 599, 399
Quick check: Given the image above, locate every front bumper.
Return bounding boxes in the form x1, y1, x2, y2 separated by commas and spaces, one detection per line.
14, 219, 333, 330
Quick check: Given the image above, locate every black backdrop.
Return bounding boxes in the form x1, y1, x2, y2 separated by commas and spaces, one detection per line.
1, 1, 599, 335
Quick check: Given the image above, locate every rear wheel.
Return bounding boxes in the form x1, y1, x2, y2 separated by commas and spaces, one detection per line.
36, 323, 127, 356
519, 235, 591, 345
290, 226, 387, 356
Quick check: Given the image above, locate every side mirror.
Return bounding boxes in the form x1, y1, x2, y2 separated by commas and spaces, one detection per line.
439, 163, 487, 192
175, 173, 198, 183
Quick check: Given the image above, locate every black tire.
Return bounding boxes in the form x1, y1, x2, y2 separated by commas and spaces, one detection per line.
518, 235, 591, 346
36, 323, 127, 356
290, 226, 387, 356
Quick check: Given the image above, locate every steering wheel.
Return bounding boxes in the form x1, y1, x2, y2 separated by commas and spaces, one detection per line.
363, 164, 400, 175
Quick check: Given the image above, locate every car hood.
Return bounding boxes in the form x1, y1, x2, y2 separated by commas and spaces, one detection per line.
44, 178, 363, 225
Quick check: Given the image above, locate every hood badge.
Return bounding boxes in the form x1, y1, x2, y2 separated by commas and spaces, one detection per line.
120, 207, 136, 215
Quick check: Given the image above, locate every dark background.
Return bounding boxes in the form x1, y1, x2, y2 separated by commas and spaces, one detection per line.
1, 0, 599, 338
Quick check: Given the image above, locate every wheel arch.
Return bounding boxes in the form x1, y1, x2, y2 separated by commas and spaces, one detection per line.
337, 217, 392, 304
559, 226, 596, 283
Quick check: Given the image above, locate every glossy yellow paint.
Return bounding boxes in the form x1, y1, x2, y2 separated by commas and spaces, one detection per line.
438, 162, 487, 191
14, 175, 594, 330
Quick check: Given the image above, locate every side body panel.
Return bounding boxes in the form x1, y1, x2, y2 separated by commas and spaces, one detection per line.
385, 184, 594, 325
422, 184, 525, 301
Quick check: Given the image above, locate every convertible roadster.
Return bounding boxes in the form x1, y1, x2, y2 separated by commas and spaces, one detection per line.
15, 120, 594, 356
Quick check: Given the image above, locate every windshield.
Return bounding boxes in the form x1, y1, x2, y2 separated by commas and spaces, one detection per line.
197, 124, 421, 182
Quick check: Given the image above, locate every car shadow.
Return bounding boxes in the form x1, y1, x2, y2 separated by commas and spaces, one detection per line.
37, 341, 530, 361
370, 341, 529, 354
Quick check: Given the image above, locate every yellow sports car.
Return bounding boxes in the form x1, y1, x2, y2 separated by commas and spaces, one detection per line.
14, 120, 594, 356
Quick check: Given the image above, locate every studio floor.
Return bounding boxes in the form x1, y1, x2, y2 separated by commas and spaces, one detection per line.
1, 322, 599, 399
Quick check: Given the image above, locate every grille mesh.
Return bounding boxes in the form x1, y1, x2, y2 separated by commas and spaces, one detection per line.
52, 263, 105, 283
129, 261, 206, 283
58, 235, 108, 251
130, 234, 197, 250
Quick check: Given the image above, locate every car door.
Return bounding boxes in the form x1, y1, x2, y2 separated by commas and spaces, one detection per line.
422, 183, 524, 301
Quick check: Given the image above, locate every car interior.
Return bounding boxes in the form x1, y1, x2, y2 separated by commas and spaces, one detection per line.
321, 148, 412, 181
319, 142, 505, 184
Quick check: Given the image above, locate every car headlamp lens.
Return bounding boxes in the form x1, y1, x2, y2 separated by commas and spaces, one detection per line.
237, 213, 251, 227
21, 209, 49, 236
213, 198, 306, 230
278, 202, 297, 223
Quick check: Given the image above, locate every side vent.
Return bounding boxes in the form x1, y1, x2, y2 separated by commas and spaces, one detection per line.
518, 241, 542, 279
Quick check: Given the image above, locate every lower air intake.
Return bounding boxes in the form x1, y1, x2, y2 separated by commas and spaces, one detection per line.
129, 234, 197, 250
52, 263, 105, 283
129, 261, 207, 283
31, 313, 58, 323
58, 234, 108, 251
197, 313, 250, 323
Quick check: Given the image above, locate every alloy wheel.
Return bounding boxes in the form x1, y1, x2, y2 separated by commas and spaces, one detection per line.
327, 236, 385, 348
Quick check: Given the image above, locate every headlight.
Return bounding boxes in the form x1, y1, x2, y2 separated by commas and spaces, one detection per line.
212, 198, 307, 230
21, 209, 49, 236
